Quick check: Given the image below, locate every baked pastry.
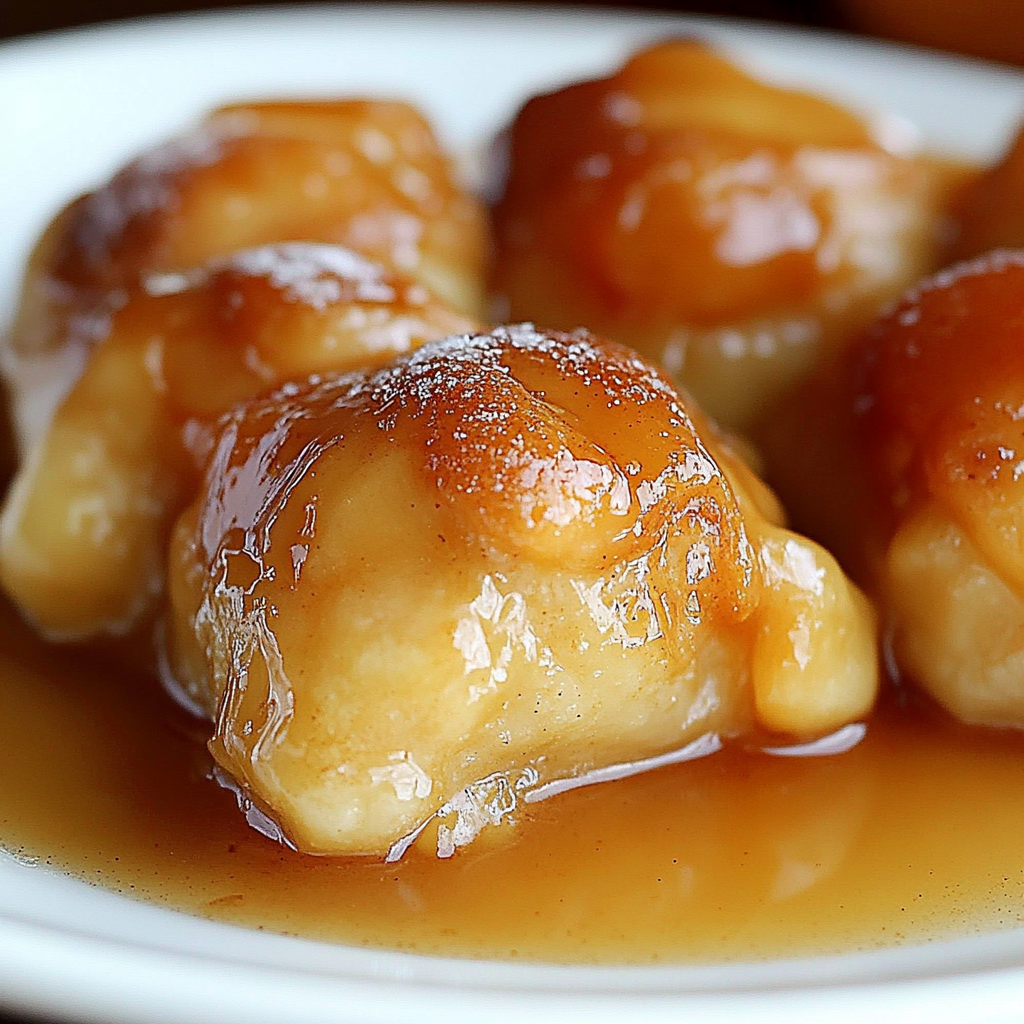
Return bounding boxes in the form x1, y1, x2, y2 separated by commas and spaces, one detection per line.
856, 250, 1024, 726
10, 99, 486, 371
0, 97, 486, 641
491, 39, 955, 429
166, 324, 879, 857
0, 243, 475, 640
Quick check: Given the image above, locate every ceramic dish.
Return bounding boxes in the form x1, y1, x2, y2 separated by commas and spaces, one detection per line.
1, 6, 1024, 1022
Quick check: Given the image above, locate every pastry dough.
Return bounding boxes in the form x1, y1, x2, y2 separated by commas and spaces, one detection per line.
10, 98, 486, 385
491, 39, 952, 429
167, 325, 879, 856
0, 243, 475, 639
857, 250, 1024, 725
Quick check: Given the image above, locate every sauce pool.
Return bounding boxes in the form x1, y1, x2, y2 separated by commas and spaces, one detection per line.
0, 598, 1021, 964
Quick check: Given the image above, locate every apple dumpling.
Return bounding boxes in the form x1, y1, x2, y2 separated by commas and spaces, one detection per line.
0, 243, 475, 640
491, 39, 957, 429
166, 324, 879, 857
857, 249, 1024, 726
10, 98, 487, 371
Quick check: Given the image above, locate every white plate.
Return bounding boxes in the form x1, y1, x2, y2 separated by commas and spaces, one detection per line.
1, 6, 1024, 1023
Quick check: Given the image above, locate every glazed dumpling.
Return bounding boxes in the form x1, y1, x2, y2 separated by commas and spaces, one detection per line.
856, 250, 1024, 726
166, 324, 878, 857
491, 39, 956, 429
0, 243, 476, 640
11, 99, 487, 365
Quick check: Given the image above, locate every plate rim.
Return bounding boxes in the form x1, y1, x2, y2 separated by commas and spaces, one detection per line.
1, 5, 1023, 1022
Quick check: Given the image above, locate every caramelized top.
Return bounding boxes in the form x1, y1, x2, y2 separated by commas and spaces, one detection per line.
857, 250, 1024, 585
151, 242, 477, 424
489, 39, 956, 431
198, 324, 757, 624
494, 38, 910, 327
0, 242, 475, 641
12, 99, 485, 361
61, 100, 477, 290
8, 242, 475, 458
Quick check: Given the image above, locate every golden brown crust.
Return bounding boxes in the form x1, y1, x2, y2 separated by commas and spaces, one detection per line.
859, 250, 1024, 578
0, 243, 477, 640
856, 250, 1024, 725
192, 323, 757, 625
491, 39, 954, 428
167, 325, 878, 855
11, 99, 486, 369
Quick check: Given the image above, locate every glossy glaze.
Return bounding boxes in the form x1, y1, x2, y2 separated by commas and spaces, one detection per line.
491, 39, 960, 429
167, 326, 876, 856
857, 250, 1024, 725
0, 40, 1020, 971
0, 244, 475, 641
11, 99, 486, 364
0, 97, 488, 644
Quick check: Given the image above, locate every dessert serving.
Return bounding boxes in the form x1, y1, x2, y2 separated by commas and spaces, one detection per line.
491, 39, 961, 430
0, 97, 485, 642
10, 97, 486, 358
0, 242, 474, 641
856, 250, 1024, 727
0, 24, 1021, 975
166, 324, 875, 856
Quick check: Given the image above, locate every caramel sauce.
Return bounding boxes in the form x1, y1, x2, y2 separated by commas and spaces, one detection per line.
1, 597, 1020, 964
0, 45, 1020, 970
